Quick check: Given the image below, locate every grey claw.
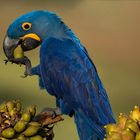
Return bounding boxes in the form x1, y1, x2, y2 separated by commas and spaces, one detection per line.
46, 125, 54, 130
4, 60, 9, 65
20, 75, 27, 78
20, 71, 32, 78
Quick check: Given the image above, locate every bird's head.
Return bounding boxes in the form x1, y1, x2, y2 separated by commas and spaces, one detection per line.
3, 10, 65, 63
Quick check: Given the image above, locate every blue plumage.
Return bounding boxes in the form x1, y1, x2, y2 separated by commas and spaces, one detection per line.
39, 37, 115, 139
6, 11, 115, 140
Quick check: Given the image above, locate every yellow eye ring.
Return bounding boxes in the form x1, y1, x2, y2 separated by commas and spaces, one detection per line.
22, 22, 32, 30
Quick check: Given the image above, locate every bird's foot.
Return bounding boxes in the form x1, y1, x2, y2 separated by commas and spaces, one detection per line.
4, 56, 32, 78
4, 58, 23, 65
40, 108, 61, 119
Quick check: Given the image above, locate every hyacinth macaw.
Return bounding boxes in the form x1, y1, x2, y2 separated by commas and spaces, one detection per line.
3, 11, 115, 140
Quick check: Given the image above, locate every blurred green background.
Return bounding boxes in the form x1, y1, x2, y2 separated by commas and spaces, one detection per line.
0, 0, 140, 139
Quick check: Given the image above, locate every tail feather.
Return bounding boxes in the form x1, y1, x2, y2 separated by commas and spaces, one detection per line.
74, 111, 106, 140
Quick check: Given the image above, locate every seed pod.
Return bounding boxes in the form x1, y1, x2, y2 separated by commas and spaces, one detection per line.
14, 45, 24, 59
26, 106, 36, 117
15, 100, 22, 112
0, 102, 7, 112
136, 131, 140, 140
29, 135, 43, 140
118, 114, 128, 129
125, 119, 139, 133
104, 124, 121, 134
14, 120, 27, 133
106, 132, 122, 140
23, 125, 40, 137
17, 134, 27, 140
9, 108, 18, 118
0, 100, 56, 140
6, 101, 15, 112
21, 111, 31, 122
122, 128, 135, 140
130, 106, 140, 122
29, 122, 41, 127
4, 119, 11, 127
1, 127, 15, 139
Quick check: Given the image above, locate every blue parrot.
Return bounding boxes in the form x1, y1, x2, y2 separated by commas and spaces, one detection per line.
3, 10, 115, 140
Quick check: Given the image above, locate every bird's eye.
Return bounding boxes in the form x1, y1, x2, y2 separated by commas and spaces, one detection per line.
22, 22, 32, 30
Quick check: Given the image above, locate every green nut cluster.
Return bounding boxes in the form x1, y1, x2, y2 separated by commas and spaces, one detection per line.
104, 105, 140, 140
0, 100, 49, 140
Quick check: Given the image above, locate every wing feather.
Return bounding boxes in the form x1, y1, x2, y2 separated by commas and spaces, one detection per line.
40, 37, 115, 126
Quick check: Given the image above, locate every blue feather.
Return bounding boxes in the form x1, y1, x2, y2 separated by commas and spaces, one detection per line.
39, 37, 115, 140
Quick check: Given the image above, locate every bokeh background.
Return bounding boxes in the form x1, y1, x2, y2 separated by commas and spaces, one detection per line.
0, 0, 140, 139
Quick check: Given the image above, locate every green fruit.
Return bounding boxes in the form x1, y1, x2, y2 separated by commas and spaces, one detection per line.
21, 112, 31, 122
23, 125, 40, 137
29, 122, 41, 127
6, 101, 15, 112
1, 127, 15, 138
26, 106, 36, 117
0, 102, 7, 112
15, 100, 22, 112
14, 120, 27, 133
29, 135, 43, 140
0, 102, 6, 109
14, 45, 24, 59
136, 131, 140, 140
9, 108, 17, 117
17, 134, 27, 140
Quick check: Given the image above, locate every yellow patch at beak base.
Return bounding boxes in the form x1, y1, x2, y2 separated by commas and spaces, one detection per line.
21, 33, 41, 41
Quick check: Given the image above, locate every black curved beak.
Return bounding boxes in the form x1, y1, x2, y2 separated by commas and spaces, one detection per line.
3, 35, 41, 77
3, 35, 21, 59
3, 35, 41, 60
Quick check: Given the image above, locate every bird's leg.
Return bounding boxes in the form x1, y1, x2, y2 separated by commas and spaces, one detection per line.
31, 65, 41, 76
21, 57, 32, 78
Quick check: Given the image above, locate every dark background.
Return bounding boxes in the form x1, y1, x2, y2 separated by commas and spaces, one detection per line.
0, 0, 140, 139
